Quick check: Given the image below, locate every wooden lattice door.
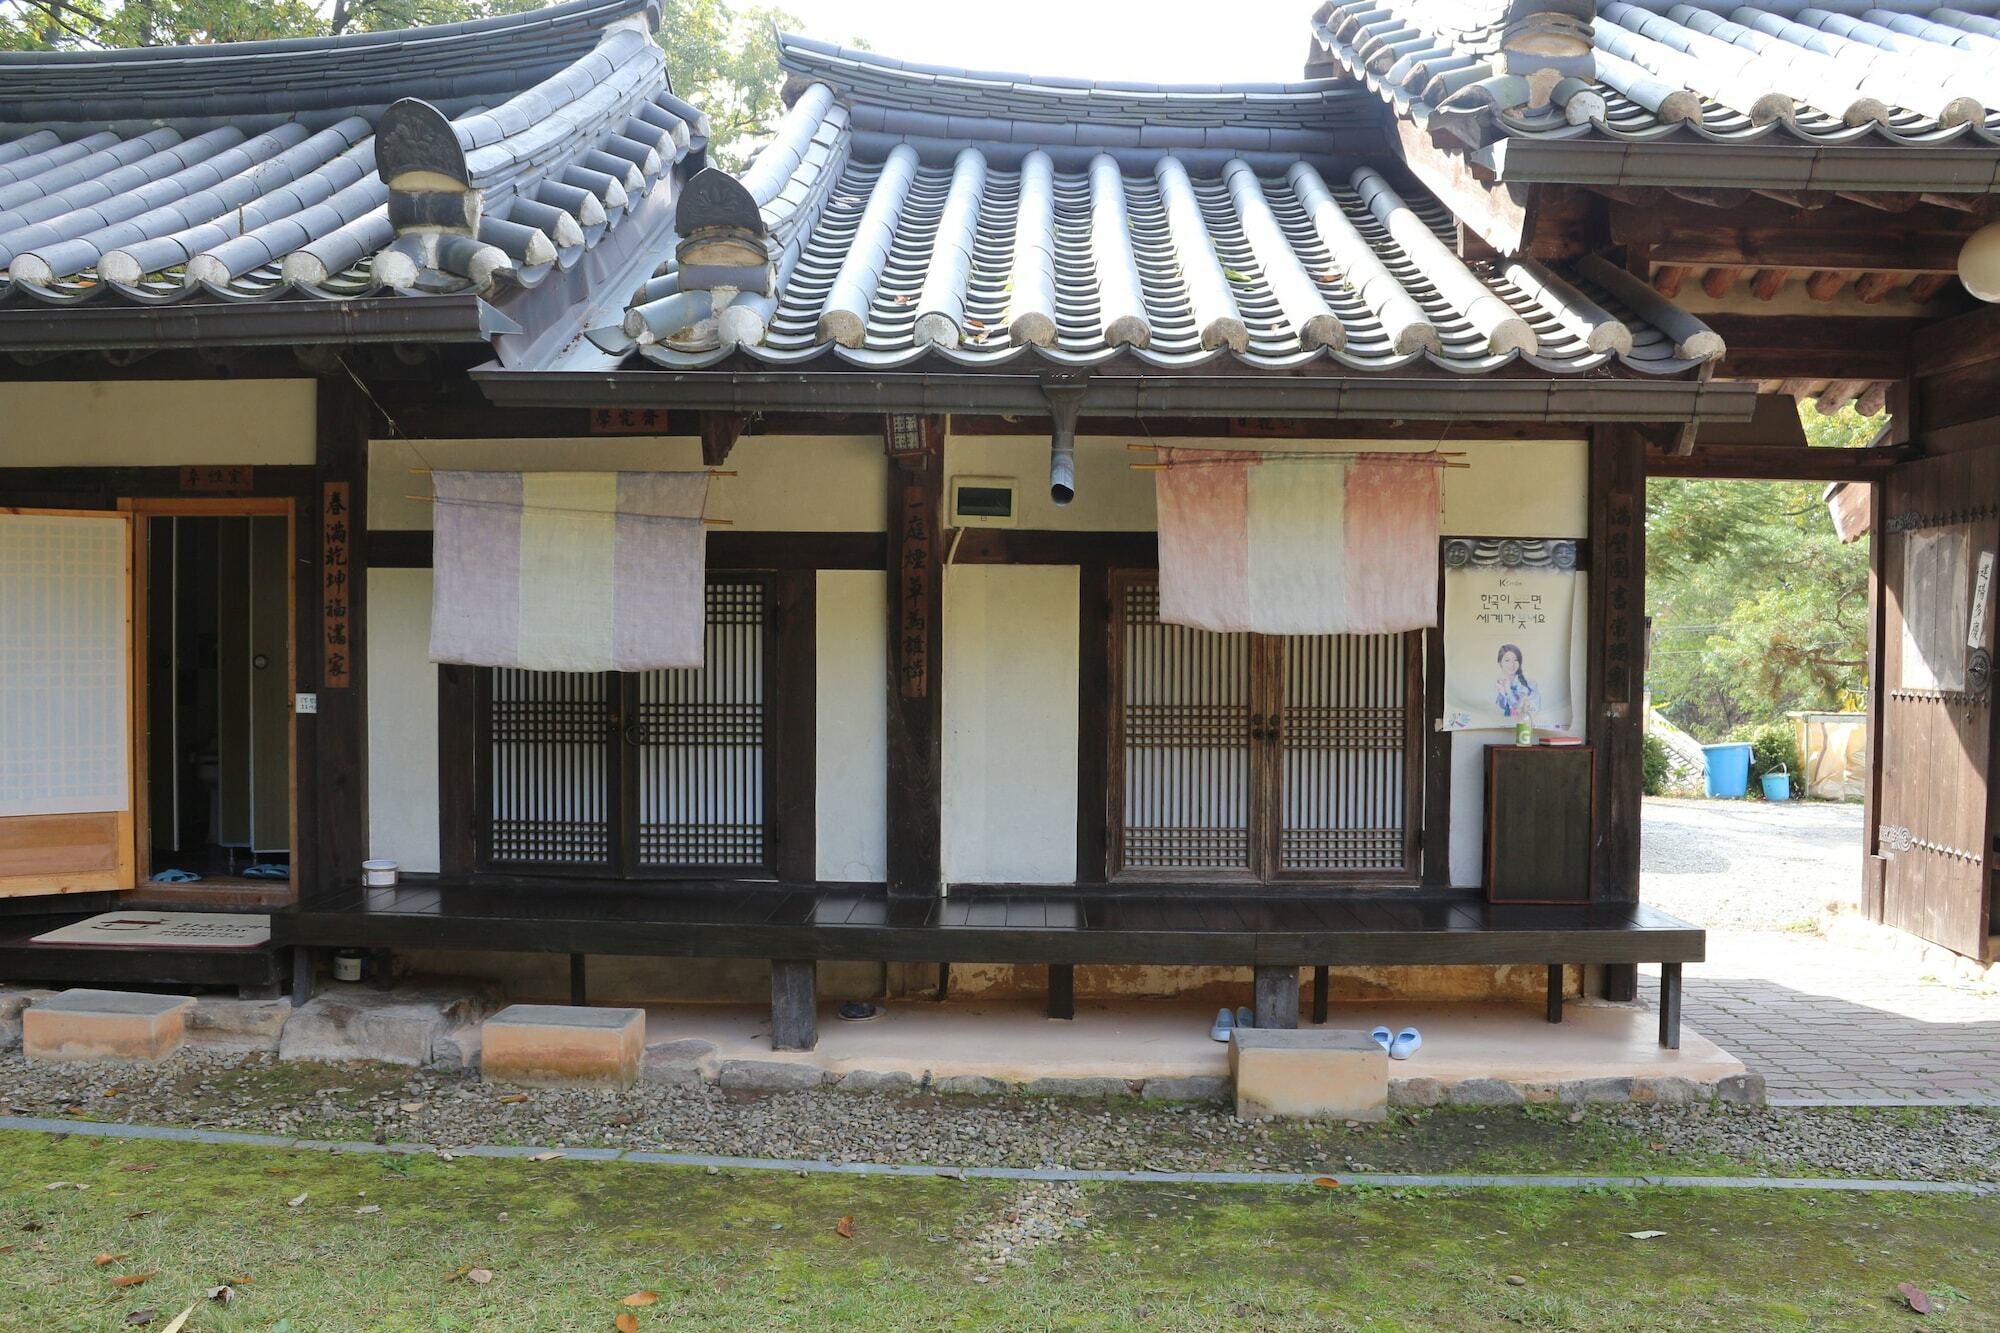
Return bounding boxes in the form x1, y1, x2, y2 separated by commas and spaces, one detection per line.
1875, 454, 1997, 959
1109, 575, 1420, 884
480, 576, 774, 878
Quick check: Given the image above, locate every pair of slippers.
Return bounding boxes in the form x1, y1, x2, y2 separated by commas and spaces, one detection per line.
1372, 1025, 1423, 1060
1209, 1006, 1257, 1042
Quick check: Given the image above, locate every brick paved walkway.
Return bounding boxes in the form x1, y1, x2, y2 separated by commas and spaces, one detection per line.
1643, 933, 2000, 1104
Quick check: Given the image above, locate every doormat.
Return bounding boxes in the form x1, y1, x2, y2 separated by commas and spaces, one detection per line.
30, 912, 271, 950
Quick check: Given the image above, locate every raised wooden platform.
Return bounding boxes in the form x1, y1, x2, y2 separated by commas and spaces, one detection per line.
0, 914, 284, 994
276, 882, 1703, 1050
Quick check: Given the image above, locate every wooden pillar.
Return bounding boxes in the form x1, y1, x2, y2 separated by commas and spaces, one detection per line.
1075, 558, 1112, 882
1657, 962, 1682, 1049
570, 954, 587, 1006
1252, 966, 1300, 1030
1546, 963, 1563, 1024
1588, 424, 1646, 1003
312, 377, 369, 905
1047, 963, 1074, 1020
1861, 477, 1888, 922
1311, 965, 1330, 1024
885, 416, 944, 897
771, 958, 818, 1051
772, 570, 817, 884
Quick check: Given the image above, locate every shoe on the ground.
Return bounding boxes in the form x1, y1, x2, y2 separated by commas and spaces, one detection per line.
1390, 1027, 1423, 1060
1370, 1025, 1392, 1053
1209, 1007, 1235, 1043
1236, 1005, 1255, 1032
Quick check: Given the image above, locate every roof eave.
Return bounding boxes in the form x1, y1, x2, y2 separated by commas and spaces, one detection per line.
1477, 138, 2000, 195
470, 365, 1760, 423
0, 295, 511, 354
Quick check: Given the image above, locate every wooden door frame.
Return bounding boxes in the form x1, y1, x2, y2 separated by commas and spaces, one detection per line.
124, 497, 298, 906
0, 506, 138, 898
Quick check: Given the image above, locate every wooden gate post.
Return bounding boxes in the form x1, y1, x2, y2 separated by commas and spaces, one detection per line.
1589, 424, 1646, 1002
312, 377, 370, 905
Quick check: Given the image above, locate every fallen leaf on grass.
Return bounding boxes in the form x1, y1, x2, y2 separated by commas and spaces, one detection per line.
44, 1181, 86, 1191
94, 1252, 130, 1266
467, 1268, 494, 1285
286, 1191, 308, 1208
1625, 1230, 1667, 1240
1310, 1177, 1340, 1189
156, 1303, 197, 1333
355, 1204, 382, 1216
123, 1310, 155, 1327
111, 1272, 156, 1288
497, 1093, 530, 1105
834, 1216, 854, 1239
615, 1315, 640, 1333
444, 1265, 472, 1283
529, 1152, 564, 1163
119, 1163, 158, 1173
20, 1222, 43, 1232
124, 1211, 151, 1222
1899, 1283, 1933, 1315
207, 1284, 235, 1305
621, 1292, 659, 1306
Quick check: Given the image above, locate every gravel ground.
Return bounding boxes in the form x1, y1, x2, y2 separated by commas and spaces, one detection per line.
1641, 797, 1864, 931
1607, 1103, 2000, 1184
1, 1049, 1993, 1183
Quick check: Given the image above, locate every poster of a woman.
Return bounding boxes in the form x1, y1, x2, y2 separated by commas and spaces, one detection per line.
1493, 643, 1541, 720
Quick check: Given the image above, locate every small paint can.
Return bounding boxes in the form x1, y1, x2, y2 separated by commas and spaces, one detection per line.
332, 949, 367, 983
361, 859, 399, 887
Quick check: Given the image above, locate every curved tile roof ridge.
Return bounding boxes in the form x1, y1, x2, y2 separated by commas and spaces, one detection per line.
0, 0, 659, 125
1312, 0, 2000, 149
0, 6, 704, 308
627, 76, 1724, 381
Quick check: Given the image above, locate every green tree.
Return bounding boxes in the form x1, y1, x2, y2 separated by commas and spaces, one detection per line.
657, 0, 797, 168
1646, 400, 1876, 740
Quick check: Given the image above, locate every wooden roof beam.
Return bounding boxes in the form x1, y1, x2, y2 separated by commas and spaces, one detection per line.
1853, 272, 1899, 305
1749, 268, 1790, 300
1805, 270, 1853, 302
1701, 267, 1746, 299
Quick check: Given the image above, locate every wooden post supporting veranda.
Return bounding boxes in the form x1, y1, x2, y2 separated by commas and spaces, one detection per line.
884, 416, 944, 898
1588, 425, 1647, 1003
296, 376, 371, 1003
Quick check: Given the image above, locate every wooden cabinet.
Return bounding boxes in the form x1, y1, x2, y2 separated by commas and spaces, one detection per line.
1484, 745, 1595, 904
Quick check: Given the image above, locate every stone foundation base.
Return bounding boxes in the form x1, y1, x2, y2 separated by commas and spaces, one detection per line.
22, 990, 192, 1063
483, 1004, 644, 1087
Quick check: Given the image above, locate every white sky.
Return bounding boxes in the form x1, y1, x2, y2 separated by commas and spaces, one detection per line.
774, 0, 1318, 84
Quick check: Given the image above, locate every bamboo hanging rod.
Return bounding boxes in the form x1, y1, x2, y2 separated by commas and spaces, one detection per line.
1129, 460, 1470, 471
401, 495, 734, 524
1124, 442, 1466, 457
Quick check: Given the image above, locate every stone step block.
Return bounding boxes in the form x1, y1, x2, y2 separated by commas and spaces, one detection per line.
481, 1004, 646, 1088
1229, 1028, 1387, 1121
23, 989, 194, 1064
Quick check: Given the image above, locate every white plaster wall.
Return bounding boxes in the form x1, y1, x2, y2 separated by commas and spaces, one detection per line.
942, 565, 1079, 884
816, 570, 888, 882
365, 568, 441, 874
367, 434, 886, 531
944, 436, 1587, 537
0, 380, 314, 465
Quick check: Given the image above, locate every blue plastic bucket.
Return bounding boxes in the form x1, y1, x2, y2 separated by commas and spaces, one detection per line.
1760, 769, 1792, 802
1701, 742, 1753, 799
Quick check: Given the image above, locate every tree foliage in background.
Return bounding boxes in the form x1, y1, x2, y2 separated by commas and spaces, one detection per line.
0, 0, 795, 168
1646, 401, 1877, 741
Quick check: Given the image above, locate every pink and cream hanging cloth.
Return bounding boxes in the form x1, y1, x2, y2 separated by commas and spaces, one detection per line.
1152, 448, 1443, 635
427, 470, 711, 672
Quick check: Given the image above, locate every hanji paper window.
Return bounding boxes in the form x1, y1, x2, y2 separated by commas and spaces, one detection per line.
478, 576, 774, 877
1109, 574, 1421, 883
0, 511, 137, 895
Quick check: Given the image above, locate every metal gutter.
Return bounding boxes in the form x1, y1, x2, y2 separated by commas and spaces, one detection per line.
1477, 138, 2000, 194
0, 295, 507, 353
470, 366, 1762, 423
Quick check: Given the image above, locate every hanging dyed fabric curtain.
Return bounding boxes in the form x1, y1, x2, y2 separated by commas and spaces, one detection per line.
1152, 448, 1442, 635
428, 470, 711, 671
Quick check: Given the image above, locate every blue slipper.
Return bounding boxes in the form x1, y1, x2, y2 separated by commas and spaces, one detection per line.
1370, 1025, 1392, 1053
242, 863, 289, 880
1389, 1027, 1423, 1061
1209, 1007, 1235, 1043
1236, 1005, 1254, 1032
149, 869, 201, 884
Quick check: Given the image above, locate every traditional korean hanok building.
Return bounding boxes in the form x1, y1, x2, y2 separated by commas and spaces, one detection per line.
0, 0, 1992, 1059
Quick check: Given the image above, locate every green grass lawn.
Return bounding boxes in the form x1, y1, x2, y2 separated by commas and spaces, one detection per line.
2, 1132, 1995, 1331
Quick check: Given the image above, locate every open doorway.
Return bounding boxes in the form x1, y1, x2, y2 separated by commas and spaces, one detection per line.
134, 504, 295, 902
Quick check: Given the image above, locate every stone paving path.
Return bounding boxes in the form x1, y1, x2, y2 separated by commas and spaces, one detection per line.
1641, 799, 2000, 1105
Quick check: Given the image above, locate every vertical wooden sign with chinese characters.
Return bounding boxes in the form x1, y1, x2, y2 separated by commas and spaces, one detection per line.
321, 481, 352, 688
1602, 492, 1637, 705
897, 483, 934, 698
1587, 425, 1646, 1000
